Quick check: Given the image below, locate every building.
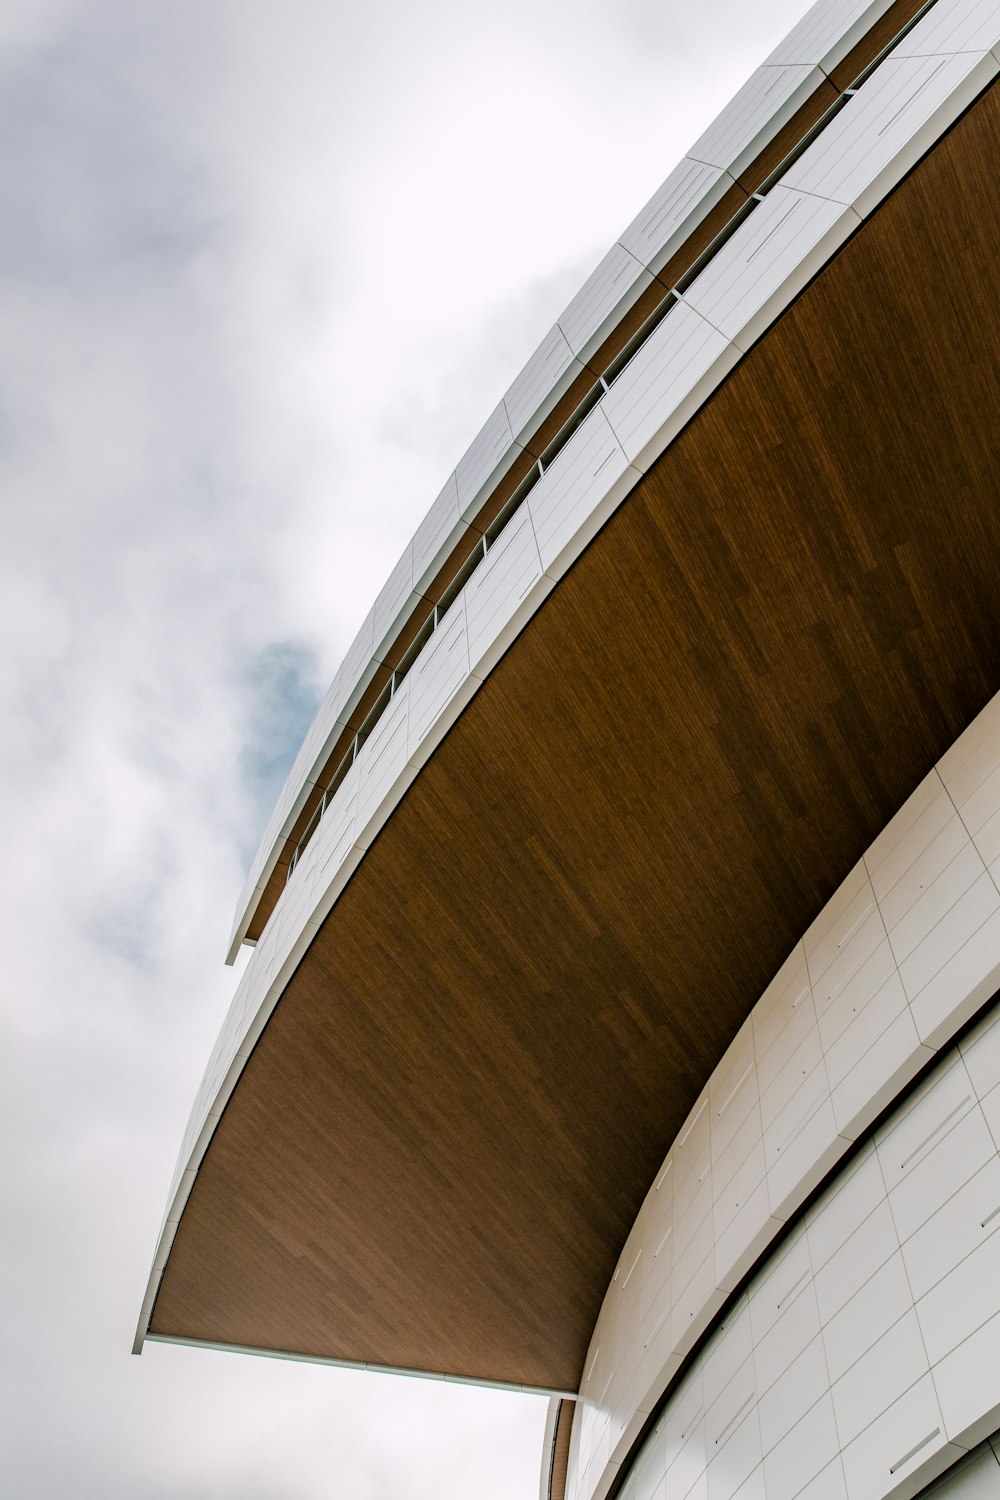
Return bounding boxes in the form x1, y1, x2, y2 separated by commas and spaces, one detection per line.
135, 2, 1000, 1498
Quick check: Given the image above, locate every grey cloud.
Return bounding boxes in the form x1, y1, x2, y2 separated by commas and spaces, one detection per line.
0, 0, 809, 1494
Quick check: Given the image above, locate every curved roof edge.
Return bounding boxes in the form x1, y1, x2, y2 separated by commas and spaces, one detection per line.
137, 0, 1000, 1363
224, 0, 910, 965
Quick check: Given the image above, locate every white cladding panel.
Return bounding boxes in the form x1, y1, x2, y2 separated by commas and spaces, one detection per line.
464, 508, 546, 681
308, 758, 361, 890
782, 51, 1000, 216
353, 682, 411, 841
599, 299, 735, 469
372, 543, 417, 659
455, 399, 518, 519
601, 1028, 1000, 1500
412, 472, 466, 593
619, 157, 731, 273
764, 0, 897, 69
558, 243, 652, 361
894, 0, 1000, 53
680, 186, 859, 351
527, 406, 638, 582
687, 64, 824, 178
337, 604, 378, 717
405, 597, 472, 755
503, 324, 583, 441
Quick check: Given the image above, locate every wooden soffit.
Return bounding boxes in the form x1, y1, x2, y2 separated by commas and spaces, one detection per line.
151, 86, 1000, 1395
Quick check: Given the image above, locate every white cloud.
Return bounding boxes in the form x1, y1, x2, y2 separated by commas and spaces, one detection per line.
0, 0, 809, 1494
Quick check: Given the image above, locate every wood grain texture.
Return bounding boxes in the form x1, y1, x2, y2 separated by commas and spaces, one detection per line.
735, 80, 841, 193
154, 85, 1000, 1393
829, 0, 931, 91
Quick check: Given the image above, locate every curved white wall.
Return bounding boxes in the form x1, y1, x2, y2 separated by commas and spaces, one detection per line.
138, 0, 1000, 1356
561, 687, 1000, 1500
591, 1006, 1000, 1500
225, 0, 964, 963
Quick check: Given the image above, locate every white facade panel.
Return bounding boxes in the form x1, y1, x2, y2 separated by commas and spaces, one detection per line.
765, 1086, 841, 1220
372, 543, 417, 660
558, 242, 652, 361
813, 919, 892, 1033
806, 1144, 882, 1270
707, 1407, 762, 1500
454, 399, 517, 519
411, 472, 465, 594
885, 1103, 995, 1243
933, 1313, 1000, 1448
875, 1054, 976, 1192
764, 0, 897, 69
938, 695, 1000, 810
900, 1156, 1000, 1300
813, 1198, 898, 1324
337, 604, 377, 718
821, 964, 905, 1086
600, 299, 736, 471
405, 598, 472, 756
687, 64, 825, 179
893, 0, 1000, 55
753, 950, 814, 1093
756, 1333, 829, 1453
887, 843, 988, 968
839, 1376, 953, 1500
681, 187, 860, 352
590, 1006, 1000, 1500
310, 758, 361, 887
759, 1025, 825, 1131
901, 880, 1000, 1043
830, 1006, 931, 1140
865, 772, 951, 901
873, 805, 971, 936
704, 1306, 754, 1411
465, 507, 545, 680
961, 1009, 1000, 1102
822, 1252, 914, 1383
753, 1279, 823, 1401
782, 50, 1000, 218
528, 406, 637, 582
916, 1219, 1000, 1364
503, 323, 583, 441
353, 682, 411, 841
762, 1398, 841, 1500
980, 1081, 1000, 1154
831, 1310, 930, 1447
619, 158, 731, 274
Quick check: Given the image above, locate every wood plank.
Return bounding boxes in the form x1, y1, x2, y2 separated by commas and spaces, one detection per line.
153, 84, 1000, 1395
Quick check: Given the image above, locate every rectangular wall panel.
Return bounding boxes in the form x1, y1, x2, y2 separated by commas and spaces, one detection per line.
465, 507, 545, 680
687, 64, 824, 179
559, 242, 652, 361
600, 299, 735, 471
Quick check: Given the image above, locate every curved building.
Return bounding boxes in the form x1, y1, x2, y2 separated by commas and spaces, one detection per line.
136, 2, 1000, 1498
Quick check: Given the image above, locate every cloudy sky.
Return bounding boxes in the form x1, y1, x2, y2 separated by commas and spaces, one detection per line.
0, 0, 810, 1494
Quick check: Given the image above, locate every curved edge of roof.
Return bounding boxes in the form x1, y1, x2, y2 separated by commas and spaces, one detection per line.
136, 0, 1000, 1360
224, 0, 914, 965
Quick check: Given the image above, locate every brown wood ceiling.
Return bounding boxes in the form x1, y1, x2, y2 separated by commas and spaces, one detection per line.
151, 85, 1000, 1394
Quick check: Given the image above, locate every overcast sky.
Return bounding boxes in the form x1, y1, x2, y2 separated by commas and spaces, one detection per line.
1, 1, 811, 1494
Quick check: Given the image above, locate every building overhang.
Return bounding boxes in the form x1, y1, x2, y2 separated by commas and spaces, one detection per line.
141, 77, 1000, 1396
